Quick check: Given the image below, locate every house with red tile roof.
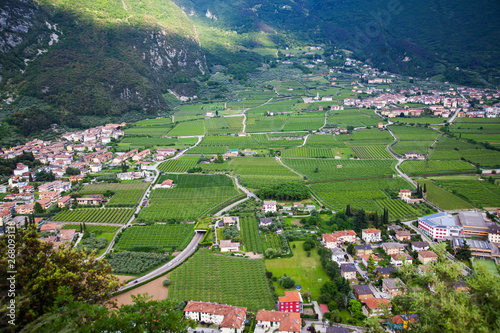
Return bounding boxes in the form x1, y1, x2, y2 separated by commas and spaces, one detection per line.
363, 298, 391, 317
278, 290, 303, 313
322, 230, 356, 248
184, 301, 247, 333
255, 310, 301, 333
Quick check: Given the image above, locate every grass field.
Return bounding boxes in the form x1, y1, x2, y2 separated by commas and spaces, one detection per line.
139, 174, 241, 221
114, 224, 194, 252
168, 249, 275, 311
265, 241, 330, 299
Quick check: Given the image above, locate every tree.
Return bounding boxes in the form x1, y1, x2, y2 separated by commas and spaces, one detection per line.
35, 170, 55, 182
352, 209, 367, 232
121, 162, 128, 173
345, 204, 351, 217
349, 299, 364, 320
367, 254, 376, 274
325, 261, 340, 280
303, 238, 315, 251
264, 248, 278, 259
347, 243, 355, 256
65, 167, 81, 176
455, 242, 472, 261
279, 275, 295, 289
34, 202, 44, 214
163, 279, 171, 287
0, 230, 121, 330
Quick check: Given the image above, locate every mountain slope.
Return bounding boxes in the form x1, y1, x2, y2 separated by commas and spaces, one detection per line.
173, 0, 500, 86
0, 0, 208, 141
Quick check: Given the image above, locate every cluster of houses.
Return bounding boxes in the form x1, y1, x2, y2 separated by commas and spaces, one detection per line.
184, 291, 303, 333
37, 223, 77, 248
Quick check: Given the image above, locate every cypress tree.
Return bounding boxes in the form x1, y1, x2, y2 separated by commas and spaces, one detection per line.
346, 204, 351, 217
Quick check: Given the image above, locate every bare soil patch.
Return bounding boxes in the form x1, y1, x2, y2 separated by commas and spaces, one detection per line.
112, 276, 168, 307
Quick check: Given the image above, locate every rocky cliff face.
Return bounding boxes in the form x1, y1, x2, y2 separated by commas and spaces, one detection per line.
0, 0, 208, 134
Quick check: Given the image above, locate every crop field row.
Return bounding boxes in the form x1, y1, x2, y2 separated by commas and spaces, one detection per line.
327, 109, 381, 128
168, 119, 205, 136
418, 180, 474, 210
176, 102, 226, 116
304, 134, 343, 147
53, 208, 134, 224
205, 116, 243, 135
240, 216, 263, 254
375, 199, 421, 220
246, 113, 325, 132
283, 158, 396, 181
351, 145, 393, 159
253, 134, 304, 149
158, 157, 199, 173
246, 99, 299, 114
310, 178, 413, 212
134, 118, 172, 126
389, 125, 440, 141
114, 224, 194, 252
399, 160, 476, 175
168, 249, 275, 311
341, 128, 394, 145
124, 125, 174, 137
434, 179, 500, 208
392, 141, 434, 155
282, 147, 336, 158
156, 174, 234, 187
61, 224, 120, 234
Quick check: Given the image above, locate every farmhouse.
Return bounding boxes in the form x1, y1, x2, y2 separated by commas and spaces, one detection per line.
259, 218, 273, 226
255, 310, 301, 333
404, 152, 425, 160
223, 216, 238, 226
76, 197, 103, 206
184, 301, 247, 333
158, 179, 174, 188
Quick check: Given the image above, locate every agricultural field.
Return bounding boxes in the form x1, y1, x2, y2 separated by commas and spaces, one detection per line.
134, 118, 172, 126
62, 224, 120, 234
304, 134, 342, 147
389, 125, 440, 141
228, 157, 302, 189
432, 179, 500, 208
246, 99, 299, 114
245, 114, 289, 132
282, 112, 325, 131
342, 128, 394, 146
375, 199, 430, 221
119, 137, 176, 149
418, 180, 474, 210
124, 125, 174, 137
168, 119, 206, 136
240, 216, 263, 254
168, 249, 275, 311
139, 174, 241, 221
176, 102, 226, 116
282, 148, 334, 158
351, 145, 394, 159
390, 117, 446, 125
204, 116, 243, 135
79, 182, 148, 207
189, 135, 264, 154
265, 241, 331, 299
310, 178, 413, 212
157, 156, 199, 173
114, 224, 194, 252
52, 208, 134, 224
392, 141, 435, 155
327, 109, 381, 128
399, 160, 476, 175
253, 133, 305, 149
283, 158, 396, 181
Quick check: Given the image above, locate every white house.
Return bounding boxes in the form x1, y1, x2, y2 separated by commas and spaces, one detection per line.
331, 247, 346, 264
255, 310, 301, 333
219, 240, 240, 252
184, 301, 247, 333
263, 200, 277, 213
13, 163, 29, 176
362, 228, 381, 243
89, 163, 102, 173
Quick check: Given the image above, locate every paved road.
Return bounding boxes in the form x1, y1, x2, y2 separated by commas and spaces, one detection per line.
302, 319, 367, 333
117, 231, 206, 292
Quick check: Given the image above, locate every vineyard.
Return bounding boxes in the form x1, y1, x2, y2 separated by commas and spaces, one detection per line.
327, 109, 381, 128
310, 178, 413, 212
52, 208, 134, 224
433, 179, 500, 208
283, 158, 396, 181
375, 199, 424, 221
158, 157, 199, 173
240, 216, 263, 253
392, 141, 435, 155
114, 224, 194, 252
390, 125, 440, 141
139, 174, 241, 221
351, 145, 394, 159
342, 128, 393, 145
245, 114, 289, 132
281, 148, 334, 158
399, 160, 476, 175
168, 119, 206, 136
79, 182, 148, 207
61, 224, 120, 234
168, 249, 275, 311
